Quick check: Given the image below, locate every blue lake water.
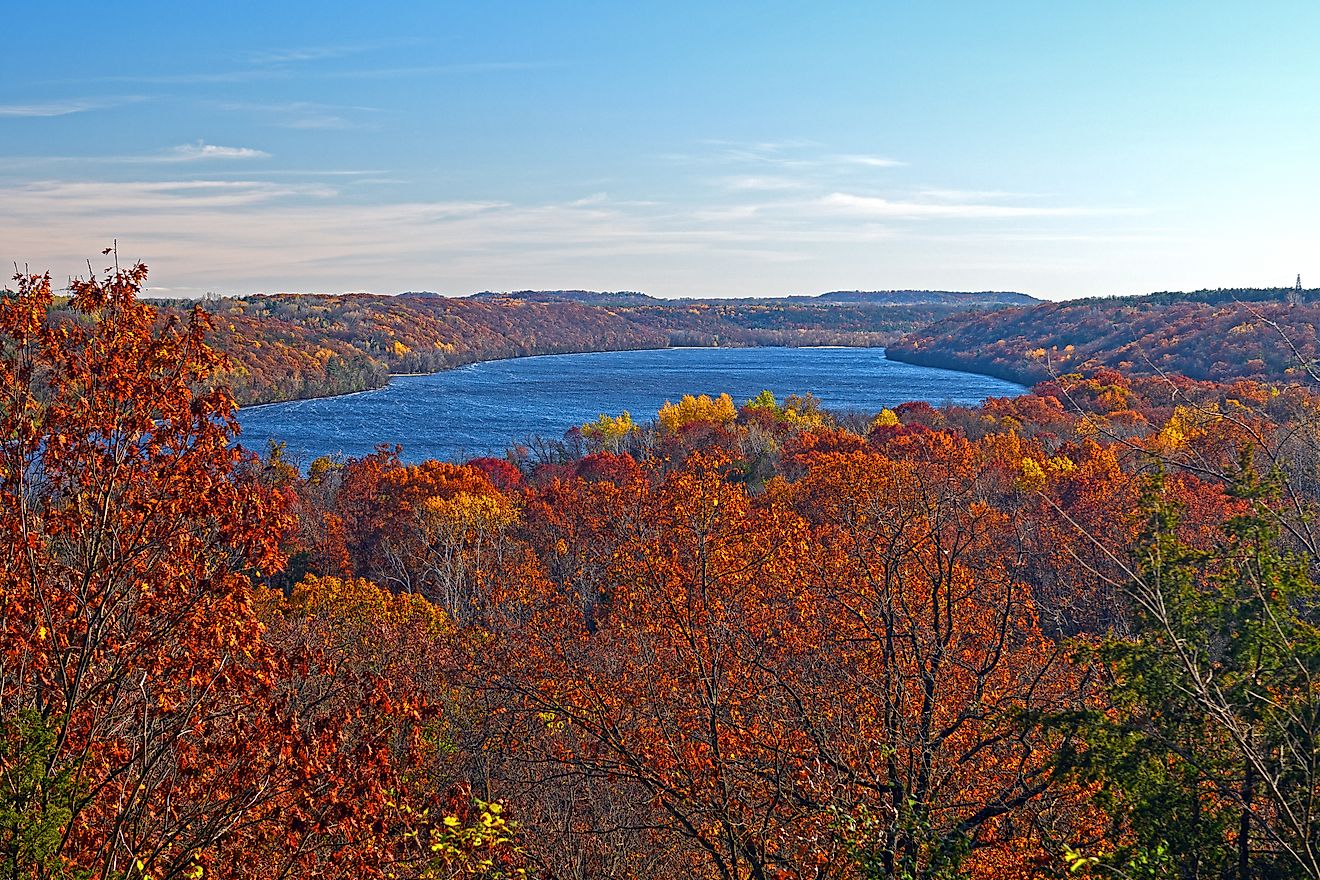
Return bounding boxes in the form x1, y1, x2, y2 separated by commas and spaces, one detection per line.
237, 347, 1026, 464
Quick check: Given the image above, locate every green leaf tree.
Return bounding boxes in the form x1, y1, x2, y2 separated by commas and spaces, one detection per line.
1065, 456, 1320, 879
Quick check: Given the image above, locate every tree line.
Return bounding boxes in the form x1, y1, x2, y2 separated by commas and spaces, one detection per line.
887, 289, 1320, 387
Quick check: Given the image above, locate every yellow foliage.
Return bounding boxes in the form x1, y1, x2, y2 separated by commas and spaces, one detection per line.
1015, 453, 1075, 493
1017, 458, 1048, 493
423, 799, 527, 879
1046, 455, 1076, 476
308, 456, 339, 484
1075, 414, 1107, 436
870, 408, 900, 429
782, 406, 826, 430
1154, 404, 1221, 453
657, 393, 737, 434
1154, 423, 1187, 451
581, 411, 638, 448
780, 393, 827, 430
421, 491, 520, 533
285, 574, 451, 634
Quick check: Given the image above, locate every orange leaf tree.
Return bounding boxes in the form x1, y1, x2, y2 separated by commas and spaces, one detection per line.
0, 264, 296, 877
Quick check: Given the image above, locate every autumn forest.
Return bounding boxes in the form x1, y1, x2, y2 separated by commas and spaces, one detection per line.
4, 257, 1320, 880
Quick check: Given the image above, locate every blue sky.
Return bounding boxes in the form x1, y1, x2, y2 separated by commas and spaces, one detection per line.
1, 1, 1316, 299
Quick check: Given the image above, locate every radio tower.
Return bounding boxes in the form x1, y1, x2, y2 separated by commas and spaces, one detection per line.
1289, 273, 1304, 305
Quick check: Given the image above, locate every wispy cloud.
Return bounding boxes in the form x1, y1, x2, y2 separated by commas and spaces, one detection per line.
284, 113, 358, 130
0, 143, 271, 169
8, 179, 335, 211
836, 154, 905, 168
721, 176, 808, 191
0, 168, 1143, 298
319, 61, 555, 80
240, 41, 401, 66
916, 188, 1042, 201
0, 96, 145, 117
66, 60, 553, 87
214, 100, 378, 130
0, 100, 102, 118
667, 141, 908, 181
820, 192, 1125, 219
710, 142, 822, 169
204, 169, 390, 177
0, 177, 786, 293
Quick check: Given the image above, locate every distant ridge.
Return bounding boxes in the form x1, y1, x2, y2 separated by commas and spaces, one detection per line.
886, 285, 1320, 386
467, 290, 659, 305
811, 290, 1038, 306
1065, 287, 1319, 307
462, 289, 1039, 306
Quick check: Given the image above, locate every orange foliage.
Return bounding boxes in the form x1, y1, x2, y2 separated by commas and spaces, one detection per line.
16, 256, 1320, 879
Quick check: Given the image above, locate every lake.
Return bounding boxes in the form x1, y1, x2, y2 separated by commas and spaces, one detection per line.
237, 346, 1026, 464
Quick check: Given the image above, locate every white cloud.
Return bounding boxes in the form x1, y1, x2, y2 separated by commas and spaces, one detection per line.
7, 179, 335, 211
57, 60, 550, 87
0, 97, 143, 117
666, 142, 909, 179
0, 100, 100, 117
239, 39, 422, 67
916, 188, 1038, 201
163, 143, 271, 161
820, 192, 1118, 219
242, 45, 370, 66
721, 176, 807, 191
836, 154, 906, 168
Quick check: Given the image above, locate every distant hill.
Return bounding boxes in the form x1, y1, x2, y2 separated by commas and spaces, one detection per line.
463, 288, 1039, 307
812, 290, 1038, 306
1069, 286, 1315, 308
468, 289, 660, 305
886, 287, 1320, 386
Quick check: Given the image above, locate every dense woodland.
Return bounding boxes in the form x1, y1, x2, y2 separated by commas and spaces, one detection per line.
140, 288, 1033, 406
887, 287, 1320, 387
7, 264, 1320, 879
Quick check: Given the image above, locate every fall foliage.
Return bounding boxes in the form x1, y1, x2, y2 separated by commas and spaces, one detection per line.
887, 285, 1320, 387
7, 257, 1320, 878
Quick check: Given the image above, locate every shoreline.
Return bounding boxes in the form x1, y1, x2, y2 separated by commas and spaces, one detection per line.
881, 346, 1039, 389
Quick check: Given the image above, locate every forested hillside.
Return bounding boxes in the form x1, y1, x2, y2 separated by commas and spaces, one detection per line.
194, 293, 669, 404
8, 263, 1320, 879
887, 287, 1320, 386
143, 288, 1036, 405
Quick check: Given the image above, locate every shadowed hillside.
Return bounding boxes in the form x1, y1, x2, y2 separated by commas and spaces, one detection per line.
887, 287, 1320, 385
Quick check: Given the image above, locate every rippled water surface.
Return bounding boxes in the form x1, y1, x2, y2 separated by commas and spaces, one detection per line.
237, 347, 1025, 463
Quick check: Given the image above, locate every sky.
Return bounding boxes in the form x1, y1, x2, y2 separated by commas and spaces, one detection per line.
1, 1, 1317, 300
